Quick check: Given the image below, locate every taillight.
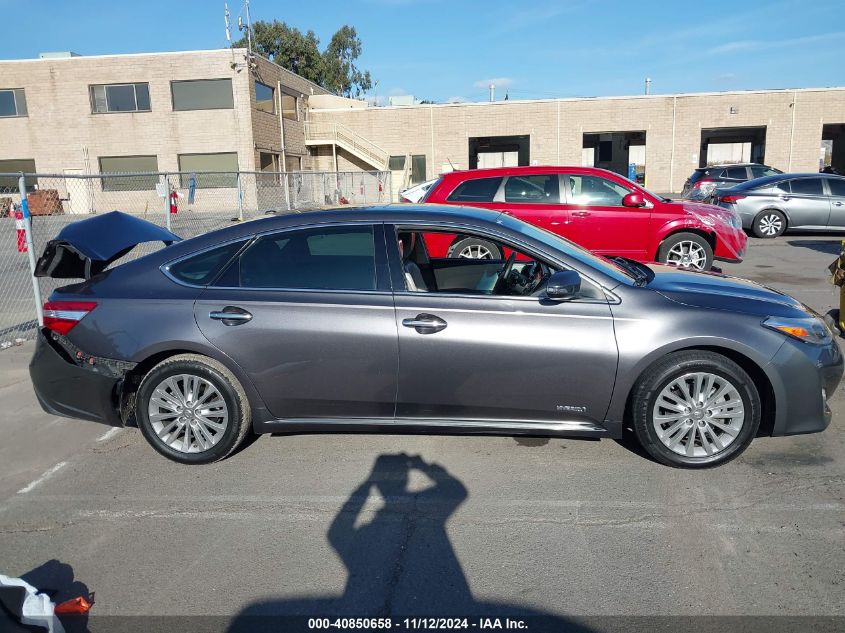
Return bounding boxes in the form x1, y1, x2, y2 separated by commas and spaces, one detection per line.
693, 178, 713, 190
42, 301, 97, 335
719, 195, 746, 204
399, 195, 411, 203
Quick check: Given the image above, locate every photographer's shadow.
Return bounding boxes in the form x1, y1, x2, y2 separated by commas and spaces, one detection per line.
228, 453, 590, 632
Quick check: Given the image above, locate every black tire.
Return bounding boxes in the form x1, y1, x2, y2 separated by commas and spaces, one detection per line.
630, 351, 761, 469
448, 236, 502, 260
752, 209, 786, 238
136, 354, 252, 464
657, 232, 714, 271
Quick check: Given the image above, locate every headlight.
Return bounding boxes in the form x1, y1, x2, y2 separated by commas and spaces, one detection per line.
763, 316, 832, 345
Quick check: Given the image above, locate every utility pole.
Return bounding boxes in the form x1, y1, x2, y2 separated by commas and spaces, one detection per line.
489, 83, 495, 102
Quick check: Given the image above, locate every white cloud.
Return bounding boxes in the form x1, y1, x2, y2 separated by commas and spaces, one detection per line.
446, 96, 469, 103
473, 77, 513, 89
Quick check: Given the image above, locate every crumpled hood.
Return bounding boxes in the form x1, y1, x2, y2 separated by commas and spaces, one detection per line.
672, 200, 737, 227
646, 263, 808, 317
35, 211, 181, 279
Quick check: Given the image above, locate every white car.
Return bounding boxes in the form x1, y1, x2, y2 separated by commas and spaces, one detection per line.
399, 179, 438, 203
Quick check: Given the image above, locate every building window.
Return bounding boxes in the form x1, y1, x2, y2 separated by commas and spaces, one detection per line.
0, 89, 27, 117
411, 155, 426, 184
98, 156, 159, 192
388, 155, 406, 171
285, 156, 302, 172
178, 152, 239, 188
90, 83, 150, 113
171, 79, 234, 111
281, 94, 297, 121
0, 159, 36, 192
255, 81, 274, 114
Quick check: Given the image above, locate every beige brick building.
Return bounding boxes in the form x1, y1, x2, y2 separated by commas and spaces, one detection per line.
0, 49, 328, 184
1, 48, 843, 196
310, 88, 845, 193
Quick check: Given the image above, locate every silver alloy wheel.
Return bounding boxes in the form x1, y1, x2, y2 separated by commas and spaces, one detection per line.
665, 240, 707, 270
148, 374, 229, 453
458, 244, 494, 259
758, 213, 783, 237
652, 372, 745, 458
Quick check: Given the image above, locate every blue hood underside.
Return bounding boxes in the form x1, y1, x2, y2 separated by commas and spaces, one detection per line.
34, 211, 181, 279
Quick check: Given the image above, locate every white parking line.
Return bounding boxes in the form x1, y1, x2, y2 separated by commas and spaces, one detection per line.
96, 427, 122, 442
17, 461, 67, 494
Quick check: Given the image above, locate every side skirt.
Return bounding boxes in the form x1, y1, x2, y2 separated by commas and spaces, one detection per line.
255, 417, 614, 439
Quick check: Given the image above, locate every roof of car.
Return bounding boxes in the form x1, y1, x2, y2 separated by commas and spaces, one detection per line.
439, 165, 623, 179
695, 163, 766, 170
730, 172, 845, 189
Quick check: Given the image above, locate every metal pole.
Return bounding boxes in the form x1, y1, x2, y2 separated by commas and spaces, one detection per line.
283, 171, 291, 211
163, 173, 172, 231
18, 175, 43, 326
236, 172, 244, 221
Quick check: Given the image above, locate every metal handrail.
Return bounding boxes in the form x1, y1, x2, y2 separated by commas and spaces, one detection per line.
305, 122, 389, 168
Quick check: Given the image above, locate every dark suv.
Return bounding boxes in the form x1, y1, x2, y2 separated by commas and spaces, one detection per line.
682, 164, 782, 200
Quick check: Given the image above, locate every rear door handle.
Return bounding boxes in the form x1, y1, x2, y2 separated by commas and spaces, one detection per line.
779, 195, 791, 201
834, 201, 844, 207
402, 313, 447, 334
573, 210, 591, 217
209, 307, 253, 325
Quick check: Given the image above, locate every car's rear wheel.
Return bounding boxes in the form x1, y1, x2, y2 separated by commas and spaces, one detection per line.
658, 233, 713, 271
448, 237, 502, 260
136, 354, 252, 464
752, 210, 786, 238
630, 351, 760, 468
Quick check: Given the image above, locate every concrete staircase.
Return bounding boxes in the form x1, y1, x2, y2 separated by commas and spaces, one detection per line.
305, 121, 389, 171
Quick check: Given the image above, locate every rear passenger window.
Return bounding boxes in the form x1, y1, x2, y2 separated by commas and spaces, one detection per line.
504, 175, 560, 203
235, 225, 376, 290
828, 179, 845, 197
167, 240, 246, 286
773, 180, 790, 194
789, 178, 824, 196
447, 177, 503, 202
751, 166, 779, 178
725, 167, 748, 180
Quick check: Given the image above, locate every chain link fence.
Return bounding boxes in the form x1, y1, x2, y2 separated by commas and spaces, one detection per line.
0, 170, 392, 348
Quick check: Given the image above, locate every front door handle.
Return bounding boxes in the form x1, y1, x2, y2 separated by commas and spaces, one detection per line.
779, 195, 791, 201
402, 313, 447, 334
834, 201, 844, 207
573, 210, 591, 217
209, 307, 253, 326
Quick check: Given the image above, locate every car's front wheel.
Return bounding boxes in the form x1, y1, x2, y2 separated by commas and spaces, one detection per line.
630, 351, 760, 468
136, 354, 252, 464
657, 233, 713, 270
752, 210, 786, 238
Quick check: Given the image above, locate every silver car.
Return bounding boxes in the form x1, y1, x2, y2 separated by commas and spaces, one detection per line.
712, 173, 845, 238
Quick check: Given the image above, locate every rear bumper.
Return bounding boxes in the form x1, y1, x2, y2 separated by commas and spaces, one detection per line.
29, 329, 133, 426
768, 337, 843, 436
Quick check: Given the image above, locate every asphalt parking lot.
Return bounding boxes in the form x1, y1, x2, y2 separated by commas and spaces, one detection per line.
0, 233, 844, 630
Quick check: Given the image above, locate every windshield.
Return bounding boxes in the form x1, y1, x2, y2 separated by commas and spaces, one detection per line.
497, 213, 637, 284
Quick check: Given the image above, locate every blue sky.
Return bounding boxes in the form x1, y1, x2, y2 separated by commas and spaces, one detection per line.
1, 0, 843, 102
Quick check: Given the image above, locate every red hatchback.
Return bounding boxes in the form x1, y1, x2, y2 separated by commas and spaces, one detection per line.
422, 166, 747, 270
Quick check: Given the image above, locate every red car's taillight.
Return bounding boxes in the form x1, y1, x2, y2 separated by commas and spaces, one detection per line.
43, 301, 97, 335
719, 195, 746, 203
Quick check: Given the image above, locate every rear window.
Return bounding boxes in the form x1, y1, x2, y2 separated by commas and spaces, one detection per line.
167, 240, 246, 286
447, 177, 503, 202
750, 165, 781, 178
504, 175, 560, 203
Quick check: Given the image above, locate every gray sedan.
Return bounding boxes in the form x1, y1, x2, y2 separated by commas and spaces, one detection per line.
29, 206, 842, 468
712, 173, 845, 238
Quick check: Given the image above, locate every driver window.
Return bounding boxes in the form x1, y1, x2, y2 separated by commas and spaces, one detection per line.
395, 229, 602, 300
566, 175, 630, 206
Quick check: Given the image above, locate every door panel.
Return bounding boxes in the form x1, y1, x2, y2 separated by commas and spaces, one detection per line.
781, 179, 831, 228
429, 259, 503, 293
824, 180, 845, 228
393, 293, 618, 425
561, 173, 651, 258
195, 289, 398, 419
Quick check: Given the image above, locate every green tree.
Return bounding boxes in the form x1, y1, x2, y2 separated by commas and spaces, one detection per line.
233, 21, 372, 98
322, 26, 372, 98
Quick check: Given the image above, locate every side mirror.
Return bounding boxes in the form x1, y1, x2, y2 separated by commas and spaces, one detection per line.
622, 192, 646, 208
544, 270, 581, 300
